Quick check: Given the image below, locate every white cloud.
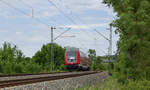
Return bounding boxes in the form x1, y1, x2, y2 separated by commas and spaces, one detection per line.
0, 0, 114, 20
56, 0, 114, 14
82, 16, 113, 22
0, 0, 118, 57
61, 23, 109, 29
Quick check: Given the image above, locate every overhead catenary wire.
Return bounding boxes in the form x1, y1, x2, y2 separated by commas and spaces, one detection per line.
48, 0, 109, 55
17, 0, 83, 49
59, 1, 111, 55
47, 0, 86, 37
48, 0, 77, 25
18, 0, 34, 17
0, 0, 70, 36
0, 0, 91, 57
0, 0, 51, 27
47, 0, 98, 50
57, 0, 109, 39
47, 0, 95, 38
1, 0, 107, 55
18, 0, 69, 29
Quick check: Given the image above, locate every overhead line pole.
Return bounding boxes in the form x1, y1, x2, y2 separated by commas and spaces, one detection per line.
51, 26, 56, 71
108, 25, 112, 56
94, 25, 113, 63
108, 25, 113, 70
50, 27, 72, 71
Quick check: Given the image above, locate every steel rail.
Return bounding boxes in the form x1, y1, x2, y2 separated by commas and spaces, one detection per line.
0, 71, 99, 88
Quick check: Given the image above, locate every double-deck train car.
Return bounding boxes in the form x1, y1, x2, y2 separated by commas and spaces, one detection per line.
65, 47, 90, 71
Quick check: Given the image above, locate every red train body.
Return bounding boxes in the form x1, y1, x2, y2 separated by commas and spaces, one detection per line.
65, 47, 90, 70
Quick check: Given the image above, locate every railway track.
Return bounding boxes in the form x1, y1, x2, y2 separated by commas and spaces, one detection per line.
0, 71, 99, 88
0, 72, 67, 77
0, 71, 78, 82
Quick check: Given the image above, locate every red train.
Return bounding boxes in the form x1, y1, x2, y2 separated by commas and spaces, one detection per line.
65, 47, 91, 71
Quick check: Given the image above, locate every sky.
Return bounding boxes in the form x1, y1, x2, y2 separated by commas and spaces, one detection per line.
0, 0, 119, 57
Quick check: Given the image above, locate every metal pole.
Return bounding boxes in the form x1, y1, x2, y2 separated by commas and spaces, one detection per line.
51, 27, 55, 71
108, 25, 112, 56
108, 25, 112, 70
110, 25, 112, 56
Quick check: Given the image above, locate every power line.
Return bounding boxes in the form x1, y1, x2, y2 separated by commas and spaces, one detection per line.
18, 0, 74, 34
17, 0, 75, 44
47, 0, 96, 40
48, 0, 108, 54
18, 0, 34, 17
47, 0, 102, 54
0, 0, 70, 35
56, 1, 108, 38
0, 0, 75, 48
57, 1, 112, 55
54, 28, 71, 41
0, 0, 50, 27
48, 0, 77, 25
18, 0, 66, 29
0, 0, 90, 55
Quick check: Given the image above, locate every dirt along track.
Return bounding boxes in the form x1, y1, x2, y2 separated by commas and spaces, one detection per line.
0, 71, 100, 88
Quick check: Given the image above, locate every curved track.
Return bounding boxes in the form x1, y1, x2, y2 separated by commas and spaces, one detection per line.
0, 71, 99, 88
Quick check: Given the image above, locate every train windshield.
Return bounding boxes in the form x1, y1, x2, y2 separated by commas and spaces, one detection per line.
67, 51, 76, 58
66, 48, 77, 62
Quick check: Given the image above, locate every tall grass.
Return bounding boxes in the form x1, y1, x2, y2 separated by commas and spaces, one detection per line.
78, 77, 150, 90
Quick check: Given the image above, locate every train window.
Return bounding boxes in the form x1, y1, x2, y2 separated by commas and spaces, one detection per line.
67, 51, 76, 58
67, 51, 76, 62
67, 48, 77, 58
66, 47, 78, 62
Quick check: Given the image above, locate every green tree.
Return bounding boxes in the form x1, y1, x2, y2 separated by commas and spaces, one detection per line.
95, 56, 107, 70
32, 43, 65, 71
0, 42, 26, 74
103, 0, 150, 82
88, 49, 96, 70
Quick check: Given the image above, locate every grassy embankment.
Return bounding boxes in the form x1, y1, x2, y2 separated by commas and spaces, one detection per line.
78, 77, 150, 90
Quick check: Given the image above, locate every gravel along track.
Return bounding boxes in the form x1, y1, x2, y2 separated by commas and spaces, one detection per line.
0, 71, 98, 88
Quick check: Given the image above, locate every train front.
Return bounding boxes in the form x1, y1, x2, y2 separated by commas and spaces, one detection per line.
65, 47, 80, 70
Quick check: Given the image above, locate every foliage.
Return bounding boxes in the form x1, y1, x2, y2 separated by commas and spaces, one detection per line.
78, 77, 150, 90
88, 49, 107, 70
0, 42, 107, 74
32, 43, 65, 71
88, 49, 96, 70
0, 42, 65, 74
103, 0, 150, 82
0, 42, 26, 74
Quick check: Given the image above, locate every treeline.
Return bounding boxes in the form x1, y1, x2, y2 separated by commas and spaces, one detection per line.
0, 42, 65, 74
103, 0, 150, 84
0, 42, 106, 74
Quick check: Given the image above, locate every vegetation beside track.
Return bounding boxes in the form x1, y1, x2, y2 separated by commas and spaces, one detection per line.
0, 42, 107, 74
79, 77, 150, 90
0, 42, 66, 74
103, 0, 150, 82
78, 0, 150, 89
